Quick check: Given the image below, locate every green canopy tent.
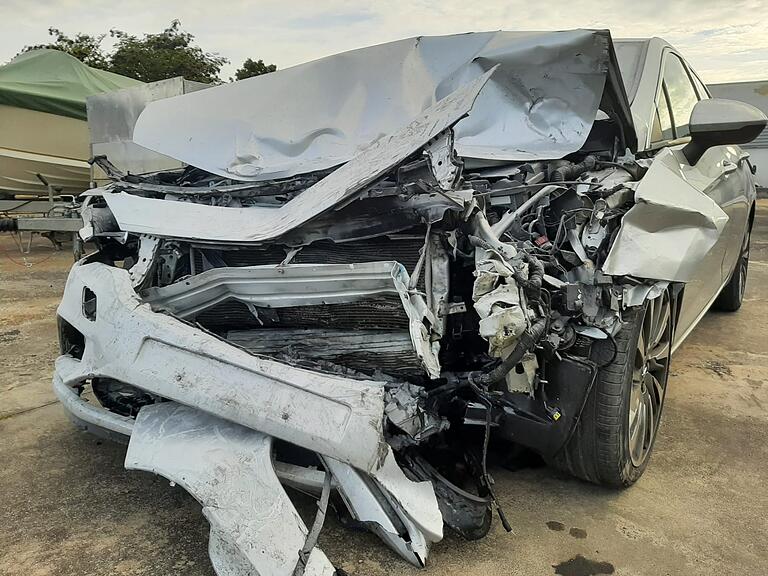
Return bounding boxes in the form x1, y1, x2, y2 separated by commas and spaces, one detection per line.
0, 49, 141, 120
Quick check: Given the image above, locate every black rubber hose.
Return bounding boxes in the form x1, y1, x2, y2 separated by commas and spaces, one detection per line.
550, 155, 597, 182
517, 252, 544, 301
471, 318, 548, 386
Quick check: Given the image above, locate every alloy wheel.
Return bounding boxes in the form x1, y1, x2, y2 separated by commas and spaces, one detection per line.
628, 292, 671, 467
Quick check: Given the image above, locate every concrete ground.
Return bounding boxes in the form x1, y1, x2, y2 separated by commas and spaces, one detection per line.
1, 202, 767, 576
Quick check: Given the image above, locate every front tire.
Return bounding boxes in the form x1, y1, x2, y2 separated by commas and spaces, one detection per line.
555, 291, 672, 486
714, 226, 750, 312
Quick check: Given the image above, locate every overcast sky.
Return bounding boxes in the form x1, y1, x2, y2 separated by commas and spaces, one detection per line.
1, 0, 767, 83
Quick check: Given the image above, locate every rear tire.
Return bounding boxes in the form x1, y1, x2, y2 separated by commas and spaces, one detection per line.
554, 291, 672, 487
714, 226, 750, 312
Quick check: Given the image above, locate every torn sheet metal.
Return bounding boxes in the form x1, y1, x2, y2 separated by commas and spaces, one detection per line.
144, 260, 442, 378
56, 261, 390, 473
132, 31, 621, 182
425, 131, 462, 191
622, 281, 669, 308
128, 235, 159, 287
125, 402, 336, 576
107, 68, 494, 243
603, 148, 729, 282
391, 264, 442, 379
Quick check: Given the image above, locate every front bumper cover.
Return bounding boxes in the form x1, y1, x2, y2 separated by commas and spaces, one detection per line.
54, 260, 443, 573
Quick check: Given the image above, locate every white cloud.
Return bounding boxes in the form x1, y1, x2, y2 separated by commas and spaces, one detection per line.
1, 0, 767, 83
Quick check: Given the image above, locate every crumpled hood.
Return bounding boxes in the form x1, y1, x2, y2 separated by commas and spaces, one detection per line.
133, 29, 634, 182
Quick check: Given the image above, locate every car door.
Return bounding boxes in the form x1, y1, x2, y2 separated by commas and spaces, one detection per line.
678, 59, 752, 294
647, 51, 747, 343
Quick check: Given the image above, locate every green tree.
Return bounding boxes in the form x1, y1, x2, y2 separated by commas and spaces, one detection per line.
21, 27, 108, 69
108, 20, 228, 83
18, 21, 235, 84
233, 58, 277, 81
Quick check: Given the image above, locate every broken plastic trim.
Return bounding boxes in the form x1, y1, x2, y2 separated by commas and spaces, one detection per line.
53, 376, 439, 568
126, 403, 337, 576
58, 261, 390, 473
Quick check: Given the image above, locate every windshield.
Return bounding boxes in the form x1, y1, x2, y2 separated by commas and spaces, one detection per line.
614, 40, 648, 102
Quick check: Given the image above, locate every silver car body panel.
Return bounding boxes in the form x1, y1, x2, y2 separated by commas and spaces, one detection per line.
603, 147, 729, 282
133, 31, 613, 182
106, 67, 494, 243
97, 187, 471, 245
612, 36, 757, 345
125, 402, 336, 576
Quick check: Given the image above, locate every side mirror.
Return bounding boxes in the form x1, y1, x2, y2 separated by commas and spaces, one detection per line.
683, 98, 767, 165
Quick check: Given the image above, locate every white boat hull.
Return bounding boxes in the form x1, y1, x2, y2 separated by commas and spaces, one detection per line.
0, 104, 90, 196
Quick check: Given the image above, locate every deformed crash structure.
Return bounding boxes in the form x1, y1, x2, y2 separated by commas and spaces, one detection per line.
53, 30, 727, 574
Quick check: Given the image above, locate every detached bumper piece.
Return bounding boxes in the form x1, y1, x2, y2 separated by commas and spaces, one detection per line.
54, 261, 442, 573
126, 403, 337, 576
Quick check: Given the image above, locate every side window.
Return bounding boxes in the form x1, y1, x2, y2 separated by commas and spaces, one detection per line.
662, 54, 700, 138
690, 72, 710, 100
653, 87, 674, 142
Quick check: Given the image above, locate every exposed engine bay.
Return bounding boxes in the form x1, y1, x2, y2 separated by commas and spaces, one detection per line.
66, 136, 663, 571
52, 30, 721, 576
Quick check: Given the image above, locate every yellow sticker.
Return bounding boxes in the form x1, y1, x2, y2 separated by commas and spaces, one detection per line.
553, 411, 561, 421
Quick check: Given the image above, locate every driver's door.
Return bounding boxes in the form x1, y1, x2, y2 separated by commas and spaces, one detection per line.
648, 51, 748, 343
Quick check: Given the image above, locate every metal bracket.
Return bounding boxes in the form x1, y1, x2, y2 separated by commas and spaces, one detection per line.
128, 235, 160, 287
424, 130, 463, 191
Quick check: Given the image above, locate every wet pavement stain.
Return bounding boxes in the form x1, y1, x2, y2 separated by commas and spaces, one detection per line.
569, 527, 587, 539
553, 555, 615, 576
546, 521, 566, 531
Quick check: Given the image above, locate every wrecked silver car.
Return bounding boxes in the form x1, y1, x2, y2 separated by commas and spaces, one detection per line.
54, 31, 765, 574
